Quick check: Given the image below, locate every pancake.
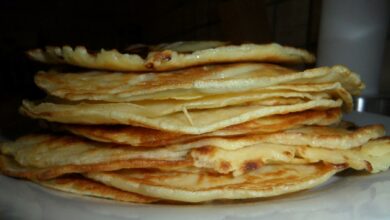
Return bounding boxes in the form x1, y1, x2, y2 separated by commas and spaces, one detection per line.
31, 80, 354, 117
124, 91, 334, 116
84, 164, 340, 203
191, 137, 390, 176
0, 154, 339, 203
360, 137, 390, 172
1, 131, 388, 179
59, 109, 342, 147
34, 63, 363, 102
207, 108, 341, 136
0, 153, 191, 180
0, 134, 188, 169
8, 41, 388, 205
0, 155, 158, 203
172, 124, 385, 151
42, 90, 337, 117
37, 175, 159, 203
27, 42, 315, 71
20, 99, 343, 134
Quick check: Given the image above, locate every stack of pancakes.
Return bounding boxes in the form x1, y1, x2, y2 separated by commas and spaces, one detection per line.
1, 42, 390, 203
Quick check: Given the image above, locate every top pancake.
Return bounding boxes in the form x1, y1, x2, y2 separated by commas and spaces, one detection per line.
27, 42, 315, 71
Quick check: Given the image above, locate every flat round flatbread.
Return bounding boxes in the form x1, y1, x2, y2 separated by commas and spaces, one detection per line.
37, 176, 159, 203
190, 138, 390, 176
1, 133, 388, 179
0, 153, 191, 180
20, 99, 343, 134
34, 63, 363, 103
58, 109, 342, 147
85, 164, 340, 203
27, 42, 315, 71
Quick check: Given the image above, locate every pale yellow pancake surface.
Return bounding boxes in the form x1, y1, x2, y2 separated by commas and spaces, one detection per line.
34, 63, 363, 102
20, 99, 343, 134
59, 109, 342, 147
27, 42, 315, 71
85, 164, 339, 203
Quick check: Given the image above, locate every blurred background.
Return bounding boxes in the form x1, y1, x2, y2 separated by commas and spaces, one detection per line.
0, 0, 389, 132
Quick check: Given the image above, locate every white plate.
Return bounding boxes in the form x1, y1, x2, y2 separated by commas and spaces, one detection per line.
1, 112, 390, 220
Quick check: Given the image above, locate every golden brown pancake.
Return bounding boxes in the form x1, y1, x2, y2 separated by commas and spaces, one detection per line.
177, 124, 385, 151
0, 154, 340, 203
0, 41, 384, 205
190, 138, 390, 176
34, 63, 363, 102
1, 131, 388, 179
35, 82, 353, 113
58, 109, 342, 147
37, 175, 159, 203
0, 156, 158, 203
84, 164, 340, 203
27, 42, 315, 71
0, 154, 191, 180
41, 89, 342, 116
20, 99, 343, 134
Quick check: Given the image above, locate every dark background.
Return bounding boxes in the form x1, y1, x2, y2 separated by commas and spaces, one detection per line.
0, 0, 321, 99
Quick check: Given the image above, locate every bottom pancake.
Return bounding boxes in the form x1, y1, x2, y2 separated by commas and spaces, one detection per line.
37, 175, 159, 203
85, 163, 341, 203
0, 154, 191, 180
0, 154, 341, 203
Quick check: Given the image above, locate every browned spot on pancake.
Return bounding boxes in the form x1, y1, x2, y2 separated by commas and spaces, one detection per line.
337, 163, 349, 170
323, 162, 348, 170
196, 172, 206, 185
295, 147, 306, 159
145, 63, 154, 69
365, 160, 373, 172
283, 151, 293, 157
136, 128, 194, 147
242, 160, 263, 173
151, 51, 172, 63
193, 146, 217, 156
264, 169, 288, 178
44, 135, 81, 146
326, 108, 341, 119
219, 161, 232, 173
